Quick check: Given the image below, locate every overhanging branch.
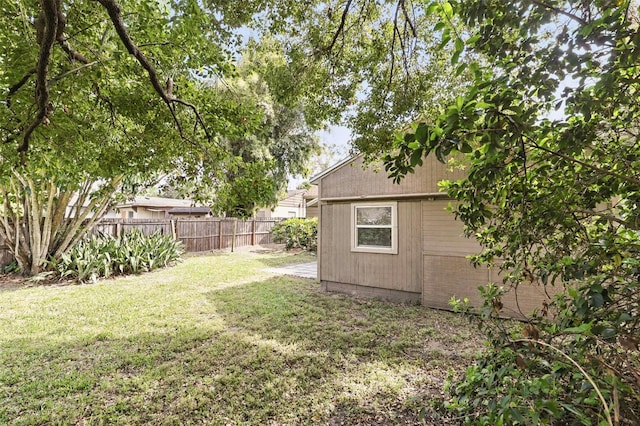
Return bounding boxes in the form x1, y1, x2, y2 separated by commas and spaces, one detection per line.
7, 69, 36, 110
95, 0, 211, 142
19, 0, 59, 154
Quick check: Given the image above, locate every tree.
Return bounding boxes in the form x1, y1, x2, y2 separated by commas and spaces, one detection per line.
1, 0, 231, 274
268, 0, 472, 158
385, 1, 640, 424
0, 0, 314, 274
159, 50, 322, 217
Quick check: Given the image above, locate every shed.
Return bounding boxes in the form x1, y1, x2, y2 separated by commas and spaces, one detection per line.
310, 155, 547, 318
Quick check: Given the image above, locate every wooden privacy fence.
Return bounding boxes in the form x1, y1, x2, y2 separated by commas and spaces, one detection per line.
93, 218, 281, 253
0, 218, 281, 266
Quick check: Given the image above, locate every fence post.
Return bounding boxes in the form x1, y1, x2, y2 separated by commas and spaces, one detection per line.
171, 220, 177, 240
116, 221, 122, 238
231, 219, 237, 252
251, 220, 256, 246
218, 220, 223, 249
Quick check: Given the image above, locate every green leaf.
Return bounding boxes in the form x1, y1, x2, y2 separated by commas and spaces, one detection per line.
455, 63, 467, 76
415, 123, 428, 144
601, 327, 616, 340
459, 142, 472, 153
590, 292, 604, 308
442, 1, 453, 19
563, 323, 591, 334
451, 49, 461, 65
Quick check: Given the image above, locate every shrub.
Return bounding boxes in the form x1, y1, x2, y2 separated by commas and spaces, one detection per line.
271, 217, 317, 252
54, 229, 184, 282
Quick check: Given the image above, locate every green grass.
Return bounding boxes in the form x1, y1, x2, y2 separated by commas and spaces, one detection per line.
0, 250, 482, 425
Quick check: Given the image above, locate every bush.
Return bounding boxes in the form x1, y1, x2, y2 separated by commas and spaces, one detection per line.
54, 229, 184, 282
271, 217, 317, 252
446, 280, 640, 425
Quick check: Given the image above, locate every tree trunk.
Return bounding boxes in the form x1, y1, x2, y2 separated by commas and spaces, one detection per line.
0, 171, 122, 275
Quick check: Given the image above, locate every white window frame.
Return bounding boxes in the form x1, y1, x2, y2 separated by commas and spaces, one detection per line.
351, 201, 398, 254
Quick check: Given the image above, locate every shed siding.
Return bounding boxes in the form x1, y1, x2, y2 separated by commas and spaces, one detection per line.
422, 200, 482, 256
320, 156, 466, 199
421, 200, 551, 317
320, 200, 422, 295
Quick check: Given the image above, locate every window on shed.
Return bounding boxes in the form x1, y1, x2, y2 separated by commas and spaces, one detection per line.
351, 202, 398, 254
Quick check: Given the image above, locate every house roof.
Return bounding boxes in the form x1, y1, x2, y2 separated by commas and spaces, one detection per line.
117, 196, 193, 209
309, 155, 361, 184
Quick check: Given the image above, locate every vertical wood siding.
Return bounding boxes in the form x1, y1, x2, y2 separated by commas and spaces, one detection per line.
320, 201, 422, 294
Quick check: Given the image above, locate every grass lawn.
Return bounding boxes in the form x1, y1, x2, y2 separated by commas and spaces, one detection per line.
0, 249, 483, 425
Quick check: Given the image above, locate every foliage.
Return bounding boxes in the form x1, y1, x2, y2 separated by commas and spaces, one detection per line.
54, 229, 183, 282
0, 169, 126, 275
384, 1, 640, 424
0, 0, 333, 272
272, 218, 318, 252
164, 63, 323, 217
2, 261, 19, 275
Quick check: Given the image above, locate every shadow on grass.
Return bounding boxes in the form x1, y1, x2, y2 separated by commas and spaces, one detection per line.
0, 276, 480, 425
207, 276, 482, 425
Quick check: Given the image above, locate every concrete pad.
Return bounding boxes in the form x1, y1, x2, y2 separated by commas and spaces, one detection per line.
267, 261, 317, 280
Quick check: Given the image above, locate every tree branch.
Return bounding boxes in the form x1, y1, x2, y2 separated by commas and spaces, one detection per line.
19, 0, 59, 155
525, 136, 640, 187
531, 0, 588, 26
58, 38, 90, 64
94, 0, 210, 141
6, 69, 36, 110
51, 61, 99, 83
327, 0, 353, 53
399, 0, 417, 38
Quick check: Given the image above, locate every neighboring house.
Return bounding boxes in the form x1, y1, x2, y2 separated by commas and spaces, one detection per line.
310, 155, 547, 319
116, 196, 210, 219
256, 189, 308, 218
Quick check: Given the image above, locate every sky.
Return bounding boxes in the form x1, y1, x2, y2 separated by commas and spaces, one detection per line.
287, 124, 352, 189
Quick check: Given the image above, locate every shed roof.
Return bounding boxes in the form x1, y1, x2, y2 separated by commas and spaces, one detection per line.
311, 153, 467, 200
